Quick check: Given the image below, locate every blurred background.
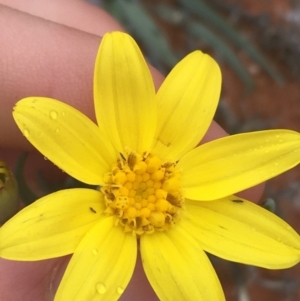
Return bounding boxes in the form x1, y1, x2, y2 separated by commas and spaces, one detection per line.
2, 0, 300, 300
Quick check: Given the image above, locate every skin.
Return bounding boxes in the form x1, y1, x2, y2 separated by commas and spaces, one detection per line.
0, 1, 264, 300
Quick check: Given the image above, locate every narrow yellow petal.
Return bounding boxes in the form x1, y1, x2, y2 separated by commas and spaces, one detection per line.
13, 98, 116, 185
94, 32, 157, 153
179, 129, 300, 200
184, 197, 300, 269
140, 228, 225, 301
154, 51, 221, 161
0, 189, 105, 260
55, 217, 137, 301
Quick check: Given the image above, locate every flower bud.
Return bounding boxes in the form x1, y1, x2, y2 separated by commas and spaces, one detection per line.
0, 161, 19, 224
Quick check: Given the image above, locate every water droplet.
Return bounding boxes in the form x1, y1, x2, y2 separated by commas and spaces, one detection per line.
274, 162, 279, 166
44, 156, 48, 160
23, 128, 30, 137
96, 283, 106, 294
55, 128, 60, 133
61, 111, 65, 116
50, 110, 58, 119
92, 249, 98, 256
117, 287, 124, 294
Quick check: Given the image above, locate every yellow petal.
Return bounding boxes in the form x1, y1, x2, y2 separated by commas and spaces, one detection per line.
184, 196, 300, 269
94, 32, 157, 153
55, 217, 137, 301
140, 228, 225, 301
179, 129, 300, 200
0, 189, 105, 260
13, 98, 116, 185
154, 51, 221, 161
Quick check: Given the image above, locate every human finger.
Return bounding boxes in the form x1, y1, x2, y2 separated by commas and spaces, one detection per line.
0, 2, 228, 150
0, 256, 70, 301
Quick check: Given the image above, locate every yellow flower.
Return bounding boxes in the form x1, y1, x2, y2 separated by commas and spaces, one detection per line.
1, 31, 300, 300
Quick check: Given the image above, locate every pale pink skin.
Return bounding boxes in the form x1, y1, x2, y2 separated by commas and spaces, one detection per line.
0, 1, 264, 300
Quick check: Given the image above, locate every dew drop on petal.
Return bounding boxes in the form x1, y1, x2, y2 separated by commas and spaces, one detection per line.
286, 225, 292, 231
55, 128, 60, 133
117, 287, 124, 294
50, 110, 58, 120
96, 283, 106, 294
23, 128, 30, 137
61, 111, 65, 116
92, 249, 98, 256
44, 157, 48, 161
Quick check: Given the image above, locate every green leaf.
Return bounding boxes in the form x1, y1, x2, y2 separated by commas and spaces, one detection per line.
156, 4, 254, 91
104, 0, 178, 69
177, 0, 284, 84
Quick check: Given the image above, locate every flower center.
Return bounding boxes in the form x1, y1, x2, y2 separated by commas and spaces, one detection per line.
101, 151, 184, 235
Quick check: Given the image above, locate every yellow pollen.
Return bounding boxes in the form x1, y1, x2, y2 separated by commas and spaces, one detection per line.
101, 151, 183, 235
135, 161, 147, 174
113, 171, 127, 185
147, 203, 155, 211
119, 186, 129, 196
128, 190, 136, 197
141, 199, 148, 207
125, 207, 137, 218
124, 182, 133, 190
148, 195, 156, 203
142, 173, 150, 182
126, 172, 136, 182
140, 207, 151, 218
146, 180, 154, 188
135, 174, 143, 183
151, 170, 164, 181
153, 181, 161, 189
135, 203, 142, 210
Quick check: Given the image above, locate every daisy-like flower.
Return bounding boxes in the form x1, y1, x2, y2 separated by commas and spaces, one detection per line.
1, 31, 300, 300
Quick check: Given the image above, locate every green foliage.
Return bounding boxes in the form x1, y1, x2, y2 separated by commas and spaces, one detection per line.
101, 0, 284, 90
103, 0, 178, 70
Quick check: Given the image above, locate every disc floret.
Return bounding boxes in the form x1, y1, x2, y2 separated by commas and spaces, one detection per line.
101, 151, 184, 235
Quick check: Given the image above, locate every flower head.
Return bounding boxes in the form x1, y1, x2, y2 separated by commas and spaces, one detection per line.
1, 32, 300, 300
